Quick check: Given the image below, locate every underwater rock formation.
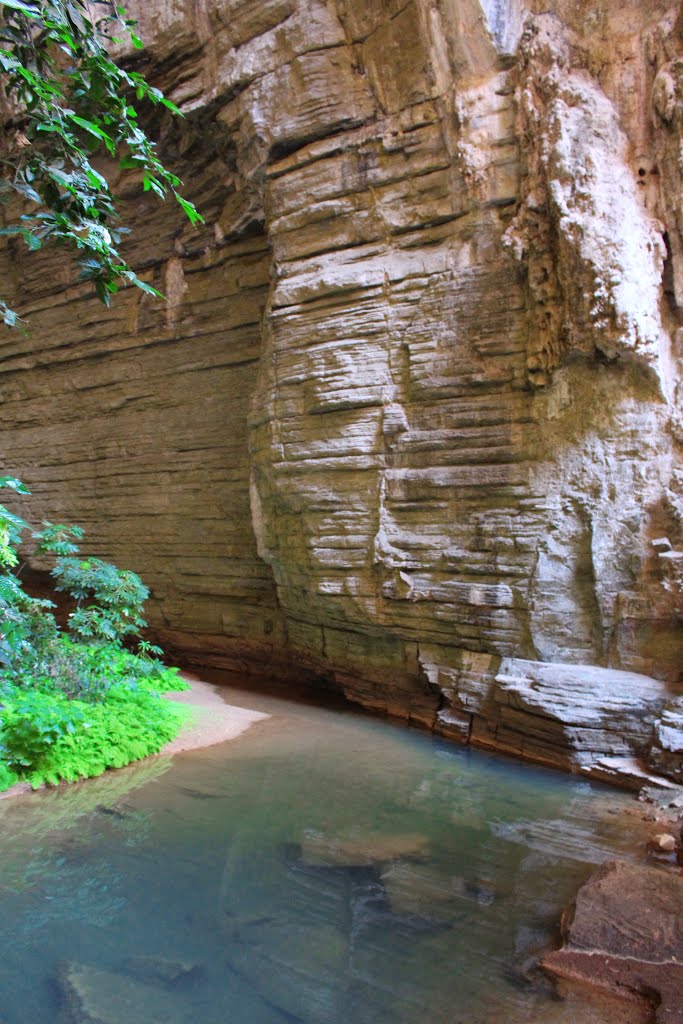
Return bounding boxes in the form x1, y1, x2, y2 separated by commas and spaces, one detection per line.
1, 0, 682, 782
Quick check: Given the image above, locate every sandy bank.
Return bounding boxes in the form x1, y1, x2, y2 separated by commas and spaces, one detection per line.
161, 673, 270, 753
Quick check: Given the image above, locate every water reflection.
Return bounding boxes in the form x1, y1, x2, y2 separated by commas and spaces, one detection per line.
0, 684, 639, 1024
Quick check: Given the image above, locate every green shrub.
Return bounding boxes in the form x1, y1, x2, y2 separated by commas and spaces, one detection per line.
23, 687, 190, 789
0, 690, 87, 771
52, 556, 149, 644
0, 681, 190, 789
0, 762, 18, 792
0, 473, 191, 791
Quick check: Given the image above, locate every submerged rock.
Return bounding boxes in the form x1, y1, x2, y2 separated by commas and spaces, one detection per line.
381, 861, 500, 920
120, 955, 201, 987
541, 860, 683, 1023
57, 962, 196, 1024
226, 919, 349, 1024
298, 830, 430, 869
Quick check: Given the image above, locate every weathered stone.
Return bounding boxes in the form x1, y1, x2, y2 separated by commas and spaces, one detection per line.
649, 832, 677, 853
1, 0, 682, 783
488, 659, 670, 778
541, 861, 683, 1023
586, 756, 679, 791
651, 698, 683, 781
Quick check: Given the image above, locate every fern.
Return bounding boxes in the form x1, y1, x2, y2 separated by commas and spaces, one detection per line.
21, 688, 191, 789
0, 473, 191, 792
0, 762, 18, 792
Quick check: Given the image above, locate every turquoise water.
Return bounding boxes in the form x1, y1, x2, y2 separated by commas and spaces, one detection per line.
0, 682, 639, 1024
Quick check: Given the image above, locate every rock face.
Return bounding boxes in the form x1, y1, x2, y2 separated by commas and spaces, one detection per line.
1, 0, 683, 780
542, 860, 683, 1022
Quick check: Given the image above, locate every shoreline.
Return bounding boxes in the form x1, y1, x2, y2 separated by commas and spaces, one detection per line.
160, 672, 271, 753
0, 673, 270, 802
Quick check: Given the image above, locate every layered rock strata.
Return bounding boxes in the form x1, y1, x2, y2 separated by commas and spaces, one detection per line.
542, 860, 683, 1022
1, 0, 683, 781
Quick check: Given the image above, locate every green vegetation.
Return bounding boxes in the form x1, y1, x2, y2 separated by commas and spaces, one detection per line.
0, 474, 190, 792
0, 0, 203, 324
0, 7, 196, 791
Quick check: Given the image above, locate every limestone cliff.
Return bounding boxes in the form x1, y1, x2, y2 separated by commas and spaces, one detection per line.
1, 0, 682, 783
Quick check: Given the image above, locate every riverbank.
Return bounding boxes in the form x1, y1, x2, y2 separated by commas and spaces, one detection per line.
160, 672, 270, 753
0, 673, 270, 801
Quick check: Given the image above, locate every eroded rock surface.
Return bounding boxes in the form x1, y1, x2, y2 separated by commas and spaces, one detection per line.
1, 0, 682, 780
542, 860, 683, 1023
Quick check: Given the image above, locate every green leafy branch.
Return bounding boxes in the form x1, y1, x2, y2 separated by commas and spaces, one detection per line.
0, 0, 204, 320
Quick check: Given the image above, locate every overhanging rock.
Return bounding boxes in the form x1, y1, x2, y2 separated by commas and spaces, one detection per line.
491, 659, 676, 782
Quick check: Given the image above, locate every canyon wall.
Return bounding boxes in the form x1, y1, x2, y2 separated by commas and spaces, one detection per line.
1, 0, 682, 783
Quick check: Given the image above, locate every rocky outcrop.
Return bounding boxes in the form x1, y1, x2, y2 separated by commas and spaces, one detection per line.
542, 860, 683, 1023
1, 0, 682, 781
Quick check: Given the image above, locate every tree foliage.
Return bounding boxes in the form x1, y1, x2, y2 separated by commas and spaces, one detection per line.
0, 0, 202, 323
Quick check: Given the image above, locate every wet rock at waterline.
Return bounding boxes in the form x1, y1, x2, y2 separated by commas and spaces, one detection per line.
650, 698, 683, 782
649, 832, 677, 853
542, 860, 683, 1023
1, 0, 683, 780
489, 659, 674, 780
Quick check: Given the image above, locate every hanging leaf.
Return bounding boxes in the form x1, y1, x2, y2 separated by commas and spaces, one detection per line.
0, 1, 42, 19
0, 0, 202, 321
68, 115, 115, 154
175, 194, 204, 226
0, 477, 30, 495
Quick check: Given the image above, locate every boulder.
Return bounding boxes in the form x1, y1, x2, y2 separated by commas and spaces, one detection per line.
541, 860, 683, 1022
491, 660, 674, 784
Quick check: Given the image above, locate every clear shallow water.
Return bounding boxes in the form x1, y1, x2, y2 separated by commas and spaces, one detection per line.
0, 683, 641, 1024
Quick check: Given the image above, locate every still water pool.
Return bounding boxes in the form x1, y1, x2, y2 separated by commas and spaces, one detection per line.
0, 682, 640, 1024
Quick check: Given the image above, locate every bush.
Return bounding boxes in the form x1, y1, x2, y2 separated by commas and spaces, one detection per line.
0, 684, 189, 789
0, 690, 87, 771
52, 556, 150, 642
0, 762, 18, 792
0, 474, 190, 791
21, 688, 190, 789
